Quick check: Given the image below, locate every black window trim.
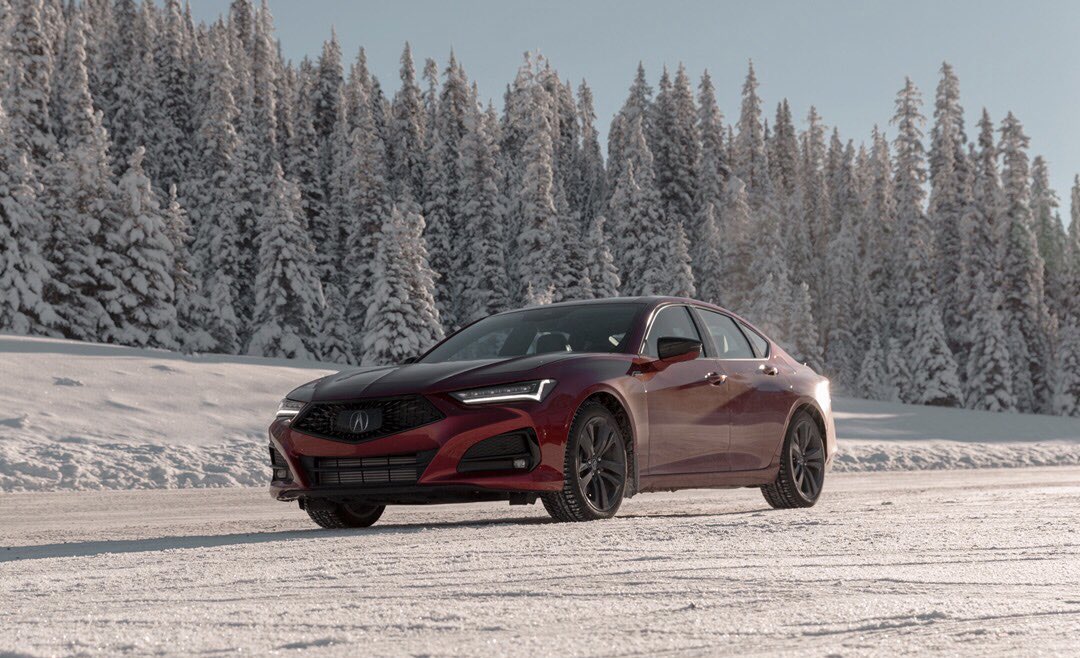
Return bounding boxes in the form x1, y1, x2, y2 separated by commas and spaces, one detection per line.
690, 306, 769, 361
637, 303, 706, 358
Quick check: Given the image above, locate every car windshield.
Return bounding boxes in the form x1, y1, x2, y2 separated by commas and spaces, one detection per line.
419, 303, 644, 363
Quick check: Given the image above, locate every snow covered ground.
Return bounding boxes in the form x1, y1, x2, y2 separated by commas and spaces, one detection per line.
1, 334, 1079, 491
2, 468, 1079, 656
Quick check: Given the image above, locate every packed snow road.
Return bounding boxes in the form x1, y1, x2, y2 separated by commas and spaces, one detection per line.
2, 468, 1079, 657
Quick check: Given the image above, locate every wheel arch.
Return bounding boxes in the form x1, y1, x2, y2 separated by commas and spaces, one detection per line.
772, 397, 830, 467
578, 390, 639, 497
790, 399, 829, 450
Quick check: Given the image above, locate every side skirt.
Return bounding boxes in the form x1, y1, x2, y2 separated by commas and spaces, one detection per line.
639, 466, 779, 493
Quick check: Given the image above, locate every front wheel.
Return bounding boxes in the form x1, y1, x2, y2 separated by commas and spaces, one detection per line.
761, 411, 825, 509
543, 402, 628, 522
306, 502, 385, 529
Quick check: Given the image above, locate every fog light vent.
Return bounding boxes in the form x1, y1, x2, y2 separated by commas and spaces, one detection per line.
458, 430, 540, 474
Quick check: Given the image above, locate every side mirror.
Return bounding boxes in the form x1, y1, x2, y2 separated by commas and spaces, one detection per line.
401, 356, 420, 365
657, 337, 702, 362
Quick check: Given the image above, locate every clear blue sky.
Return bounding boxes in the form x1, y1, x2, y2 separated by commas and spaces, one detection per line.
191, 0, 1080, 212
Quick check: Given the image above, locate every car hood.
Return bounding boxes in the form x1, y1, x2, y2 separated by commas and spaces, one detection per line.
291, 353, 588, 401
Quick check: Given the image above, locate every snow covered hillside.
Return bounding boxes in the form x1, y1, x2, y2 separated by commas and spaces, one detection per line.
1, 334, 1079, 492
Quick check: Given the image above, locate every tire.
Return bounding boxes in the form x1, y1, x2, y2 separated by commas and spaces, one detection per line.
543, 401, 628, 522
306, 502, 386, 529
761, 411, 826, 509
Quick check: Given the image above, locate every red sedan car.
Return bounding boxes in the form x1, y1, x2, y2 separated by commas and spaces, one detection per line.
268, 297, 835, 528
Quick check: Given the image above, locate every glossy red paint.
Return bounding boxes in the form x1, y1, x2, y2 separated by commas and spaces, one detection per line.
269, 297, 835, 507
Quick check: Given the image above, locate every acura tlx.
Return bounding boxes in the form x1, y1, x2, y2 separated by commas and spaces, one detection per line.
267, 297, 835, 528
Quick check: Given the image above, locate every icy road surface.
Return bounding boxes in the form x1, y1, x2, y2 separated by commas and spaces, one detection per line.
2, 468, 1079, 656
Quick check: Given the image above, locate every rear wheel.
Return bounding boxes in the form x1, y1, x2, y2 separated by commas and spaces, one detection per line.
543, 402, 627, 522
306, 502, 385, 529
761, 411, 825, 509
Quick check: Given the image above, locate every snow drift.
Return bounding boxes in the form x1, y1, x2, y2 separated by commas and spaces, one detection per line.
1, 334, 1078, 492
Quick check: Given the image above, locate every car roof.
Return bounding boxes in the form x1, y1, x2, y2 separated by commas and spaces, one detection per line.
509, 296, 729, 314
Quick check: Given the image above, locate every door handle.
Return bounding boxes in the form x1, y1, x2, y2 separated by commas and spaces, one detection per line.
759, 364, 779, 376
705, 371, 727, 385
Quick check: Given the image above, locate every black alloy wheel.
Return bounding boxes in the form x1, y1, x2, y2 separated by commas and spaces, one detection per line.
544, 402, 628, 521
576, 415, 627, 513
761, 411, 825, 509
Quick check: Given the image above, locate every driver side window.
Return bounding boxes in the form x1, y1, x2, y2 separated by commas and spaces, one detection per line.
644, 306, 701, 357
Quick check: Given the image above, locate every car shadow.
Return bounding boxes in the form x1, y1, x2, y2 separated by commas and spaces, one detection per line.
0, 515, 555, 562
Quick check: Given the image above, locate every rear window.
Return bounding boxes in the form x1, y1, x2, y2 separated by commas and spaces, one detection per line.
737, 320, 770, 357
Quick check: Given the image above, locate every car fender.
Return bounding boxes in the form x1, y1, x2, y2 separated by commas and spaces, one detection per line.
768, 395, 834, 470
556, 371, 646, 496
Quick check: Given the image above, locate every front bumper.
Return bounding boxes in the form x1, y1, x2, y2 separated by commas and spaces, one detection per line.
268, 391, 574, 504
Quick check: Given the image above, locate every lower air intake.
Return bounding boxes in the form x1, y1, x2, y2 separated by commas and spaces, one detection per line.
304, 452, 431, 487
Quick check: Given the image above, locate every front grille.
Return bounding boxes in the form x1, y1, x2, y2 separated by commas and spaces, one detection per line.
291, 396, 444, 443
303, 452, 430, 487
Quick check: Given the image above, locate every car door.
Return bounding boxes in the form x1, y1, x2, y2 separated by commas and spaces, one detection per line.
694, 309, 790, 471
641, 305, 730, 475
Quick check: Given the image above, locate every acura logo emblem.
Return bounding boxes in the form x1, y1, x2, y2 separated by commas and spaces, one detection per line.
349, 410, 373, 433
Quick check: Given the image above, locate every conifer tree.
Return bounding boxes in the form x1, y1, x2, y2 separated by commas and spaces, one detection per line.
457, 103, 510, 322
5, 0, 57, 165
720, 176, 753, 308
247, 163, 323, 359
573, 81, 606, 225
0, 97, 57, 335
361, 202, 442, 365
42, 12, 114, 341
955, 111, 1003, 360
696, 70, 728, 232
853, 127, 895, 349
798, 106, 829, 309
651, 64, 699, 233
584, 215, 620, 299
669, 221, 695, 298
189, 28, 244, 353
106, 147, 178, 348
607, 62, 652, 202
965, 272, 1015, 412
1031, 156, 1068, 316
424, 52, 471, 325
733, 61, 770, 207
1056, 180, 1080, 415
150, 0, 193, 189
102, 0, 155, 173
318, 282, 353, 364
607, 117, 666, 296
824, 143, 861, 388
514, 80, 567, 302
693, 203, 725, 305
286, 59, 325, 237
928, 63, 967, 346
788, 281, 823, 371
1069, 176, 1080, 318
1055, 315, 1080, 417
999, 112, 1050, 413
343, 78, 393, 355
162, 183, 212, 352
855, 336, 893, 401
890, 77, 961, 404
769, 100, 799, 197
390, 43, 427, 200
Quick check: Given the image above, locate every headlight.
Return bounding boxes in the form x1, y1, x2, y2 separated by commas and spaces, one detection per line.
450, 379, 556, 405
276, 398, 306, 418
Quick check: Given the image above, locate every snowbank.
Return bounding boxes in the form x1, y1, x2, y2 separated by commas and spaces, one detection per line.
1, 334, 1078, 491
